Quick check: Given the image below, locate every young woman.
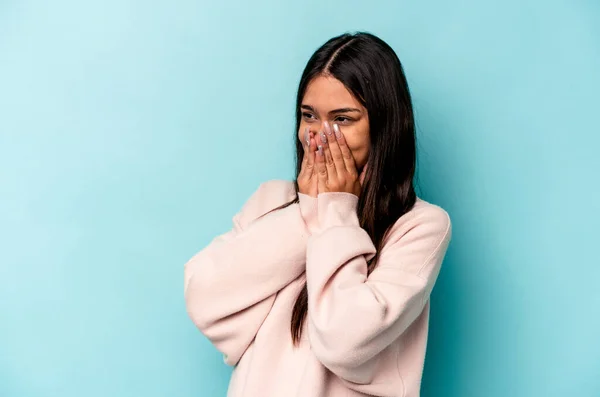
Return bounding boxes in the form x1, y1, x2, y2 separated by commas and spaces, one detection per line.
184, 32, 452, 397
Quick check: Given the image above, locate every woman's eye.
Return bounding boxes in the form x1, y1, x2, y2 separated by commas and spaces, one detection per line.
335, 116, 352, 124
302, 112, 316, 120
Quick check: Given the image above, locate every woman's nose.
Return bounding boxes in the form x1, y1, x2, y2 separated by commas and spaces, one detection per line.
308, 121, 326, 134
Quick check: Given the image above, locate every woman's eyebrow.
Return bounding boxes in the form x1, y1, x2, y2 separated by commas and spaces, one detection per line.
329, 107, 361, 115
300, 104, 361, 115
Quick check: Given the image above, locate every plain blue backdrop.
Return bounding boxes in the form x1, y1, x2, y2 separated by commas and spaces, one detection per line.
1, 0, 599, 396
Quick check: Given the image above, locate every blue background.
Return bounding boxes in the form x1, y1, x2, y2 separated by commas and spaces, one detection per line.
1, 1, 599, 396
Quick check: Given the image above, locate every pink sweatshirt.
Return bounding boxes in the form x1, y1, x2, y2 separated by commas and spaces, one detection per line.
184, 180, 451, 397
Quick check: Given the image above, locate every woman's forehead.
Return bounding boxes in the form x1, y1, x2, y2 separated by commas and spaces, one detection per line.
302, 76, 362, 110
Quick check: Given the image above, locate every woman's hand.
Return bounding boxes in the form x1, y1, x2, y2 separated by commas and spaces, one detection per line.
298, 126, 318, 197
315, 122, 366, 197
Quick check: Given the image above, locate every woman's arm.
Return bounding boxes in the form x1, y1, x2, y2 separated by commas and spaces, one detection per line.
305, 192, 451, 387
184, 180, 315, 366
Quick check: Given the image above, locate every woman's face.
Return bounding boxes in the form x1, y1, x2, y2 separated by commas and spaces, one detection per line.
298, 75, 370, 170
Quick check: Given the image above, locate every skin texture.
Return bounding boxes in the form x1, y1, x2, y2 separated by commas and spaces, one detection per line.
297, 75, 370, 198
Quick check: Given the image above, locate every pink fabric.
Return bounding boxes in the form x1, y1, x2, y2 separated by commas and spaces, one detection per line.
184, 180, 451, 397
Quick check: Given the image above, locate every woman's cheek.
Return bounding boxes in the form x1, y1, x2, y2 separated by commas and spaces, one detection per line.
354, 151, 369, 169
347, 138, 370, 168
345, 135, 368, 154
297, 125, 308, 143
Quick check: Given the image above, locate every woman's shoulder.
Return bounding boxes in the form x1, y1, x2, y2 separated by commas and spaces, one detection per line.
412, 197, 451, 225
248, 179, 296, 208
236, 179, 296, 226
383, 197, 452, 249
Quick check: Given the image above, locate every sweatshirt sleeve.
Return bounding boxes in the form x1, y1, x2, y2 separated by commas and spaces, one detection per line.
305, 192, 451, 385
184, 180, 314, 366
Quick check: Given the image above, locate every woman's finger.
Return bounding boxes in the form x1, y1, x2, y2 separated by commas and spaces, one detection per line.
318, 130, 337, 183
324, 122, 346, 180
359, 160, 369, 185
333, 123, 358, 176
315, 143, 328, 193
306, 131, 316, 171
299, 127, 310, 176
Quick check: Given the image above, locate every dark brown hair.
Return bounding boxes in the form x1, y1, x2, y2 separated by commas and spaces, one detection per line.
270, 32, 417, 345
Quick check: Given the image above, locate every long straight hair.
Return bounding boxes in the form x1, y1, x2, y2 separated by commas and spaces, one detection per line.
269, 32, 417, 345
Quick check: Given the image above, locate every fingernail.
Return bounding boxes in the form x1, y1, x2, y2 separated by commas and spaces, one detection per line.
333, 124, 341, 139
324, 121, 333, 135
304, 127, 310, 146
320, 131, 327, 144
317, 145, 323, 156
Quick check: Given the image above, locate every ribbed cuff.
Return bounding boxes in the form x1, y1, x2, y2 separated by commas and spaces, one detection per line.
298, 193, 319, 234
316, 192, 360, 231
